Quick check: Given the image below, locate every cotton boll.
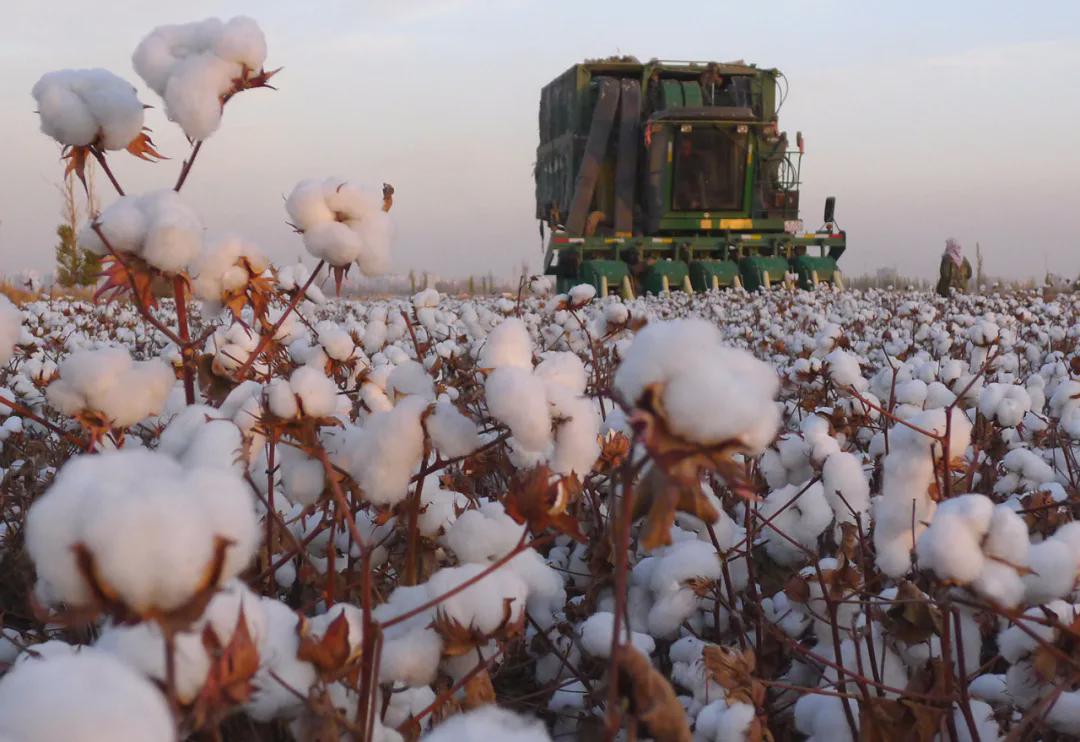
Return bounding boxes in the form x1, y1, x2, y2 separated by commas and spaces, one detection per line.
547, 384, 600, 476
421, 706, 552, 742
32, 68, 145, 150
246, 598, 317, 722
1022, 538, 1076, 604
535, 351, 588, 395
417, 486, 469, 537
213, 16, 267, 68
479, 318, 533, 369
288, 365, 339, 418
0, 650, 175, 742
486, 367, 552, 451
1047, 690, 1080, 736
579, 611, 655, 658
442, 500, 526, 563
285, 178, 336, 229
915, 511, 986, 583
336, 396, 426, 506
0, 297, 21, 365
46, 347, 173, 428
759, 482, 833, 565
426, 401, 481, 458
284, 178, 394, 272
26, 450, 258, 613
954, 700, 999, 742
426, 563, 528, 634
388, 360, 434, 400
821, 451, 870, 531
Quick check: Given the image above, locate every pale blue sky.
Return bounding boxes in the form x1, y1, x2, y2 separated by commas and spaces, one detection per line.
1, 0, 1078, 280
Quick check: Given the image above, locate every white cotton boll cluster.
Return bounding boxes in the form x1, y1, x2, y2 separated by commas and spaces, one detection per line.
79, 189, 203, 274
157, 405, 243, 472
336, 396, 427, 506
0, 650, 175, 742
873, 407, 972, 578
825, 348, 867, 393
614, 318, 779, 452
794, 693, 858, 742
579, 611, 655, 658
695, 699, 757, 742
95, 580, 265, 703
441, 501, 565, 627
32, 68, 144, 152
481, 320, 600, 475
978, 383, 1031, 428
993, 448, 1055, 495
422, 707, 552, 742
208, 322, 264, 376
426, 401, 481, 459
285, 178, 393, 273
821, 451, 870, 537
646, 539, 722, 637
25, 449, 258, 612
189, 235, 269, 307
0, 297, 23, 365
246, 597, 318, 722
915, 494, 1030, 607
417, 485, 469, 537
133, 17, 267, 140
267, 366, 339, 419
46, 346, 173, 427
759, 481, 832, 565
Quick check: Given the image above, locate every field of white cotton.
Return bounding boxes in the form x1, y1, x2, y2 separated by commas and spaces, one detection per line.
4, 12, 1080, 742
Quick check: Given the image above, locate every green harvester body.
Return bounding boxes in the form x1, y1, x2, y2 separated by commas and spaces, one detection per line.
535, 58, 846, 296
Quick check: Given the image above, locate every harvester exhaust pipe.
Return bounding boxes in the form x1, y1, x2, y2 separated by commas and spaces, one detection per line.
823, 196, 836, 225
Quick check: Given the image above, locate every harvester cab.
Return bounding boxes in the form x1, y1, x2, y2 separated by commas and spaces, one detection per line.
535, 57, 846, 297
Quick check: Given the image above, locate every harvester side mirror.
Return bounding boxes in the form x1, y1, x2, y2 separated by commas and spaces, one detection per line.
823, 196, 836, 225
796, 131, 804, 154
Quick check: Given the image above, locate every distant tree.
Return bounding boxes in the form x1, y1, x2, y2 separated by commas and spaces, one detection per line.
54, 167, 101, 287
468, 275, 475, 295
408, 269, 416, 293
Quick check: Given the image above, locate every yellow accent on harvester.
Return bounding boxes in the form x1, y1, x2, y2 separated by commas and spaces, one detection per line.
700, 219, 713, 229
719, 219, 753, 230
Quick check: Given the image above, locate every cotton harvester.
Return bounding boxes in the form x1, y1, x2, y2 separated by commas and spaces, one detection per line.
535, 58, 845, 296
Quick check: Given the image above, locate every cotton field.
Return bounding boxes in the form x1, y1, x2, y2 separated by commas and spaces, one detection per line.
4, 12, 1080, 742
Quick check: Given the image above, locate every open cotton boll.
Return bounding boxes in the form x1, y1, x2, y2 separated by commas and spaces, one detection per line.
821, 451, 870, 534
579, 611, 655, 658
0, 296, 21, 365
647, 539, 722, 637
46, 346, 173, 427
825, 348, 867, 392
25, 450, 258, 613
535, 351, 588, 395
189, 235, 267, 307
978, 383, 1032, 428
0, 650, 175, 742
486, 367, 552, 451
32, 68, 145, 150
442, 500, 526, 563
1046, 690, 1080, 736
133, 17, 267, 140
547, 384, 601, 476
285, 178, 393, 273
417, 486, 469, 537
426, 401, 481, 458
794, 693, 858, 742
427, 563, 528, 634
479, 317, 533, 369
1022, 538, 1076, 604
246, 598, 317, 722
96, 580, 265, 703
614, 319, 779, 451
388, 360, 434, 400
282, 365, 339, 418
759, 482, 833, 565
422, 706, 552, 742
335, 396, 426, 506
79, 190, 202, 274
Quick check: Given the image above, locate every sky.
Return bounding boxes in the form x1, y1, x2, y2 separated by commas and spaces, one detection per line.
1, 0, 1078, 282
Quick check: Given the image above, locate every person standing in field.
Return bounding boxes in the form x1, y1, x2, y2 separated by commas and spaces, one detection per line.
936, 238, 972, 297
